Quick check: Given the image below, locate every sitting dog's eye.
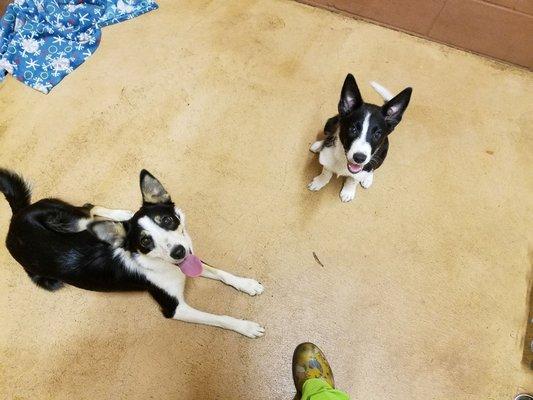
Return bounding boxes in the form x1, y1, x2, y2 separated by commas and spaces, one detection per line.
162, 216, 173, 226
140, 236, 153, 248
372, 128, 382, 139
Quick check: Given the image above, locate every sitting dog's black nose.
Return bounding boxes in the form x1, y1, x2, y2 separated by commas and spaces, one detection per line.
170, 245, 186, 260
353, 153, 367, 164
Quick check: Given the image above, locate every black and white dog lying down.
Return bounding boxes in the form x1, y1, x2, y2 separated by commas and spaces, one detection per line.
0, 169, 265, 338
308, 74, 412, 202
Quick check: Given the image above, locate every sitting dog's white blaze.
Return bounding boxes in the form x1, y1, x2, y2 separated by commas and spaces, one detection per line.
347, 112, 372, 166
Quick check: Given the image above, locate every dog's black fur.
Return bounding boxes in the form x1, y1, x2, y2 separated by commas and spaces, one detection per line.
0, 169, 179, 317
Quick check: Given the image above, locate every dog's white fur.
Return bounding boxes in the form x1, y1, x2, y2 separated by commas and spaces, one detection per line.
370, 81, 394, 101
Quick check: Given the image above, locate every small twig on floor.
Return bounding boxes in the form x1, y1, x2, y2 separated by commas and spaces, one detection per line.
313, 252, 325, 268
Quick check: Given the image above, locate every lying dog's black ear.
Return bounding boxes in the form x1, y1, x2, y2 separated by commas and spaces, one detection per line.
87, 221, 126, 247
382, 87, 412, 129
140, 169, 172, 205
338, 73, 363, 116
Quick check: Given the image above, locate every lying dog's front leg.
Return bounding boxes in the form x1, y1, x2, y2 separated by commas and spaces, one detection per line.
173, 302, 265, 338
147, 267, 264, 338
200, 262, 264, 296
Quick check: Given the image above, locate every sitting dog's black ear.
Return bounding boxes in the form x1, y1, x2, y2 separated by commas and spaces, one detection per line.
338, 74, 363, 116
139, 169, 172, 205
87, 221, 126, 247
382, 87, 412, 129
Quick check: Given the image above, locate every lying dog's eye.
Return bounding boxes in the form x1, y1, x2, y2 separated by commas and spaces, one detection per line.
355, 122, 362, 131
372, 127, 382, 139
162, 216, 173, 226
140, 236, 153, 248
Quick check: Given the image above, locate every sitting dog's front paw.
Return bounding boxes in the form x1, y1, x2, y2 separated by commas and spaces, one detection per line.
309, 140, 324, 154
360, 173, 374, 189
234, 278, 265, 296
340, 186, 356, 202
308, 178, 328, 191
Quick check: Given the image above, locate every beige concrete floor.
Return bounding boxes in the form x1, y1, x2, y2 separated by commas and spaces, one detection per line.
0, 1, 532, 399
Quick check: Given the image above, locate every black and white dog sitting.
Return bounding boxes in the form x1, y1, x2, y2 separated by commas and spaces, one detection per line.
308, 74, 412, 202
0, 169, 265, 338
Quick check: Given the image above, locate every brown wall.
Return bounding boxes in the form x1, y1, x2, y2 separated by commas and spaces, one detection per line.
297, 0, 533, 69
0, 0, 9, 16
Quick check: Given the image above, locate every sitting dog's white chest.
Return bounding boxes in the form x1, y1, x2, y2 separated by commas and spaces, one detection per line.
318, 139, 364, 179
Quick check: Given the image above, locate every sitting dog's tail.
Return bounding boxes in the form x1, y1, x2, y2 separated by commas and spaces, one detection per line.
0, 169, 31, 214
370, 81, 394, 102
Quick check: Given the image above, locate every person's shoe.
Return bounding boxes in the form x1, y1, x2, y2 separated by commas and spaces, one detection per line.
292, 342, 335, 393
515, 395, 533, 400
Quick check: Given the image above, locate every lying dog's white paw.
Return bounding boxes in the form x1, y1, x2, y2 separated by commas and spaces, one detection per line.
234, 320, 265, 338
308, 177, 328, 191
310, 140, 324, 153
340, 186, 356, 202
360, 173, 374, 189
113, 210, 135, 221
234, 278, 265, 296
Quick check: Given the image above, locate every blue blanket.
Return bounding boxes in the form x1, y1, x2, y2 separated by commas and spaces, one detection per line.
0, 0, 157, 93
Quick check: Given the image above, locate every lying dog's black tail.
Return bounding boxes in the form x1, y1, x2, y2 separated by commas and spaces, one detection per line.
0, 168, 31, 214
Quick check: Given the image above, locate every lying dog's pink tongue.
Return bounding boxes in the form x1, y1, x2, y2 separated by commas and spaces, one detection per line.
347, 162, 363, 174
179, 254, 203, 277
